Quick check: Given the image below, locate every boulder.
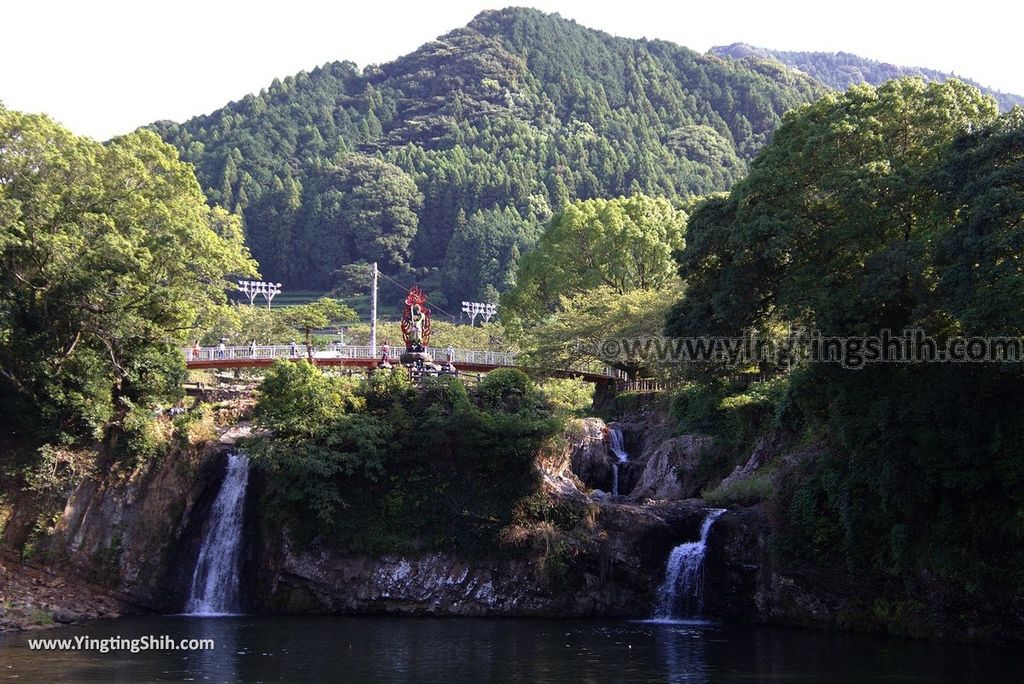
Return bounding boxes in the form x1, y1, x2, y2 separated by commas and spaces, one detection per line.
628, 434, 714, 500
568, 418, 616, 491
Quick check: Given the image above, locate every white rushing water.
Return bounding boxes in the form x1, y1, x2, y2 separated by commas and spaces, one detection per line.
186, 452, 250, 615
652, 509, 725, 620
609, 427, 628, 496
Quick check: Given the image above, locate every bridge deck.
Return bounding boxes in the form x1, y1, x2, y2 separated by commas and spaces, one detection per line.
184, 345, 618, 384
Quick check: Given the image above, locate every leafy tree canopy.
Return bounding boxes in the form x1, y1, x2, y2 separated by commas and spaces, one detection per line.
0, 105, 256, 442
666, 78, 1000, 341
664, 79, 1024, 599
504, 193, 687, 320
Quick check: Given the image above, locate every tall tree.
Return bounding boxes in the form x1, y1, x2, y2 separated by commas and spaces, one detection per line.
334, 155, 422, 270
441, 206, 537, 306
666, 78, 1000, 341
0, 106, 257, 441
505, 194, 687, 319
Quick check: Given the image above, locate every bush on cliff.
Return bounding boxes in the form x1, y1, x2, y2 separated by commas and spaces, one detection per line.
247, 362, 563, 555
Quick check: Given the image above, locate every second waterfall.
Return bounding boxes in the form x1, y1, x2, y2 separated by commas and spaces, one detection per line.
608, 427, 629, 496
652, 508, 724, 621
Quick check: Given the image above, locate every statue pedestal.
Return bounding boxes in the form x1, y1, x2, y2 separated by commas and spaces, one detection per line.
401, 350, 445, 379
400, 351, 432, 366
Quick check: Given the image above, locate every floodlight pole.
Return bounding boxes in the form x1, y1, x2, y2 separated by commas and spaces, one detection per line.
370, 262, 378, 358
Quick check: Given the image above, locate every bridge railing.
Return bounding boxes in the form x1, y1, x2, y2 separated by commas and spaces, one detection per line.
186, 345, 313, 362
183, 345, 620, 379
183, 345, 519, 366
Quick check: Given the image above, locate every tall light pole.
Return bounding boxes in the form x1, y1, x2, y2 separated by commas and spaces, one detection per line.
238, 280, 283, 308
263, 282, 282, 308
462, 301, 498, 326
370, 262, 378, 358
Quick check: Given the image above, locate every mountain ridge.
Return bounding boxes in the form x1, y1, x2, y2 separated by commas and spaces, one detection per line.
710, 42, 1023, 111
150, 7, 824, 301
150, 7, 1015, 304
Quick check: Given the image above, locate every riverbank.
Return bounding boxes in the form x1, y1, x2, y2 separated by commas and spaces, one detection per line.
0, 554, 131, 632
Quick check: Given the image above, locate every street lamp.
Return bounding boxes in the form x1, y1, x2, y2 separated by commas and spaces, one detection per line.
238, 280, 283, 308
462, 301, 498, 326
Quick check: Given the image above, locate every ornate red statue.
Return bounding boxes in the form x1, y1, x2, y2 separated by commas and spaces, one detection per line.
400, 286, 431, 352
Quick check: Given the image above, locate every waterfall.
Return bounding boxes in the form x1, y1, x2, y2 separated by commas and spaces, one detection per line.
652, 509, 724, 621
186, 452, 249, 615
609, 427, 628, 496
609, 427, 629, 462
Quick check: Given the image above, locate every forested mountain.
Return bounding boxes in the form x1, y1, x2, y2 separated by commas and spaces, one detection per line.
149, 7, 824, 304
711, 43, 1024, 111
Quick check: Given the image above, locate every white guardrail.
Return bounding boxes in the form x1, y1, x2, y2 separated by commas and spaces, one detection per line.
183, 345, 620, 379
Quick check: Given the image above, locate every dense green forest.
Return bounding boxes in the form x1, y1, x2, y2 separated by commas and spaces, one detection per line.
662, 78, 1024, 614
149, 7, 824, 304
711, 42, 1024, 111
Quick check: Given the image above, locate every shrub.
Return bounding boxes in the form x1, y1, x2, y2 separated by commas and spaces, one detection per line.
115, 401, 168, 466
537, 377, 594, 416
248, 363, 562, 555
702, 466, 776, 507
254, 360, 359, 433
476, 368, 532, 411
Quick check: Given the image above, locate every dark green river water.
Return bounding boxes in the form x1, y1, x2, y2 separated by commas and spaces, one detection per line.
1, 615, 1021, 682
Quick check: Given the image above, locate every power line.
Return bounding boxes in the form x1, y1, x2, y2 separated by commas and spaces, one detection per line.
374, 270, 461, 320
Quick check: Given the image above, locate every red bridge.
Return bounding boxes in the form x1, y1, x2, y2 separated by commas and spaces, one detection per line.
185, 345, 620, 384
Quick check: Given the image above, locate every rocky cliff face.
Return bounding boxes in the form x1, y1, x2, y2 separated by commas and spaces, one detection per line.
704, 503, 1024, 645
566, 412, 719, 502
20, 405, 993, 642
37, 446, 231, 612
250, 499, 710, 617
0, 437, 245, 619
1, 413, 723, 621
212, 411, 714, 620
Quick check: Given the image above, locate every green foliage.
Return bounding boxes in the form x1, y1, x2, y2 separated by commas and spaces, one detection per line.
775, 362, 1024, 593
668, 382, 767, 443
667, 80, 1024, 600
514, 491, 590, 531
505, 194, 687, 319
929, 108, 1024, 335
253, 361, 360, 434
0, 105, 257, 445
536, 377, 594, 416
475, 368, 534, 411
197, 304, 298, 346
295, 155, 422, 278
667, 78, 999, 348
281, 297, 358, 347
113, 402, 167, 468
702, 465, 775, 507
345, 320, 511, 352
503, 194, 687, 381
28, 608, 54, 626
150, 8, 824, 293
442, 206, 537, 306
248, 363, 563, 555
668, 377, 791, 492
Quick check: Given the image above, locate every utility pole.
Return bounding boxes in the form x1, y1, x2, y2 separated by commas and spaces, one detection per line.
370, 262, 378, 359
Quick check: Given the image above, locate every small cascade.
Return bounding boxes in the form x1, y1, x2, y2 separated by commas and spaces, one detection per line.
186, 452, 250, 615
609, 427, 629, 496
652, 509, 725, 620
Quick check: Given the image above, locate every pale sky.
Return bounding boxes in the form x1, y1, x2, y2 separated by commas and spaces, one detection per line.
3, 0, 1020, 140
